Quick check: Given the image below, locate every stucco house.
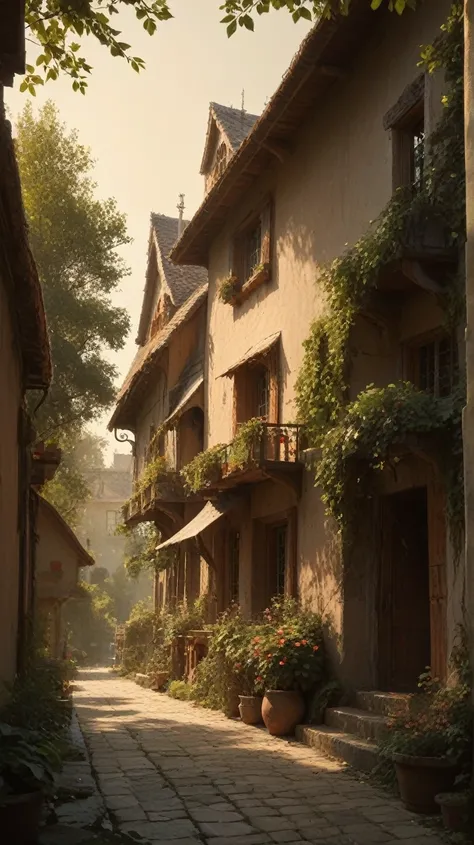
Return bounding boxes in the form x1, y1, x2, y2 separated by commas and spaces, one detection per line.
36, 495, 94, 658
108, 211, 208, 608
76, 452, 133, 575
0, 58, 52, 686
158, 0, 464, 762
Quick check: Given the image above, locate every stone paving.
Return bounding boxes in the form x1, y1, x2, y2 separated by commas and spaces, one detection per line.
74, 669, 446, 845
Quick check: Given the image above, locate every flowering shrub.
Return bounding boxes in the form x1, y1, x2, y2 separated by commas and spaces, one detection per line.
379, 682, 472, 763
252, 599, 325, 693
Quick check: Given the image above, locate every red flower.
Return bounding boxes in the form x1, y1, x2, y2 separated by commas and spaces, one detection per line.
301, 640, 308, 645
278, 628, 284, 635
279, 660, 286, 666
266, 653, 273, 660
313, 645, 319, 652
256, 676, 263, 682
253, 636, 260, 643
235, 663, 242, 669
279, 638, 286, 645
294, 642, 301, 647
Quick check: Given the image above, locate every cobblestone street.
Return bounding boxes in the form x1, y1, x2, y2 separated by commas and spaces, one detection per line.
72, 670, 448, 845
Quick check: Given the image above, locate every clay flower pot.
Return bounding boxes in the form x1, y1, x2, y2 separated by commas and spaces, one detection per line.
393, 753, 458, 814
262, 690, 305, 736
0, 791, 44, 844
238, 695, 263, 725
435, 792, 471, 832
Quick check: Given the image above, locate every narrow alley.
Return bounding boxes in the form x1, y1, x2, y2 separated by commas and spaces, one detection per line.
74, 670, 445, 845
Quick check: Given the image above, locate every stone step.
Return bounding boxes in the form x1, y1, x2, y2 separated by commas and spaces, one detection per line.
356, 690, 413, 717
325, 706, 387, 742
295, 724, 380, 773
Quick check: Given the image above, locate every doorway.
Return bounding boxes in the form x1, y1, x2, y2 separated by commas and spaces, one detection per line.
378, 486, 431, 692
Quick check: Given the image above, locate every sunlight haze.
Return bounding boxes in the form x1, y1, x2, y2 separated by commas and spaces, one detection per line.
6, 2, 310, 458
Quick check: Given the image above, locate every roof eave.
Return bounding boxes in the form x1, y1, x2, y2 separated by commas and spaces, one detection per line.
170, 1, 378, 267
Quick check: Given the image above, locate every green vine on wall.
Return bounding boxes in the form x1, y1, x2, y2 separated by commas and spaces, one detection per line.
181, 443, 226, 493
295, 5, 465, 551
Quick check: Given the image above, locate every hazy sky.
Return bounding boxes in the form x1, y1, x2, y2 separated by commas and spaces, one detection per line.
6, 2, 310, 460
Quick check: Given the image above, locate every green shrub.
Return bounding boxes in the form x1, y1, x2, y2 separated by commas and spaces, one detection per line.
167, 680, 194, 701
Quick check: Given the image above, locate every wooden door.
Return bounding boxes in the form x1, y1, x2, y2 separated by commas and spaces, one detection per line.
379, 487, 431, 691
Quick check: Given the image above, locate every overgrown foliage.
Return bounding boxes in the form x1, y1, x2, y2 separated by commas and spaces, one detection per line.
41, 431, 106, 529
118, 522, 177, 580
228, 418, 265, 470
295, 7, 465, 547
181, 444, 225, 493
220, 0, 415, 37
21, 0, 415, 94
218, 274, 239, 304
63, 581, 116, 663
377, 629, 472, 785
16, 102, 130, 444
189, 598, 326, 714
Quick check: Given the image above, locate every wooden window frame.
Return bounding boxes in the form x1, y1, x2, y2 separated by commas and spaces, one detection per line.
384, 75, 425, 193
231, 198, 273, 305
232, 344, 280, 433
404, 329, 457, 398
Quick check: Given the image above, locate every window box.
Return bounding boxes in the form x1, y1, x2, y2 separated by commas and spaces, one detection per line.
231, 262, 271, 305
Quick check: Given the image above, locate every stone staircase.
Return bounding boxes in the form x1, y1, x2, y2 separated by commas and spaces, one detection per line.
296, 690, 412, 773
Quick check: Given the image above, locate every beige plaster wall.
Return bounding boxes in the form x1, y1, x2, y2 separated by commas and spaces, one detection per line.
77, 499, 126, 575
203, 1, 451, 649
0, 279, 22, 687
35, 505, 81, 601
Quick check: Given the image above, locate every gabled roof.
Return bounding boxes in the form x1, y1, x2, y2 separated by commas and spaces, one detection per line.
200, 103, 260, 173
37, 494, 94, 567
108, 283, 208, 432
136, 213, 207, 345
171, 0, 382, 267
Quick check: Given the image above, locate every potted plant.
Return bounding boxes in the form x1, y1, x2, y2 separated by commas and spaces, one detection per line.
254, 599, 325, 737
0, 722, 57, 844
379, 680, 472, 814
435, 790, 471, 832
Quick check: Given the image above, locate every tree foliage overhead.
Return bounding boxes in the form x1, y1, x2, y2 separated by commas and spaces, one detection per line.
15, 101, 130, 443
22, 0, 414, 93
42, 431, 106, 528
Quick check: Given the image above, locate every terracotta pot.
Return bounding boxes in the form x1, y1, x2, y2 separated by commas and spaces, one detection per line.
0, 791, 44, 844
393, 753, 458, 814
238, 695, 263, 725
262, 690, 305, 736
435, 792, 471, 832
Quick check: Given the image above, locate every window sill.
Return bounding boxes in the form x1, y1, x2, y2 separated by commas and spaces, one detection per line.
230, 264, 270, 306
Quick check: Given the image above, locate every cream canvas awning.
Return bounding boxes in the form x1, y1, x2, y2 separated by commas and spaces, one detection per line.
162, 374, 204, 427
156, 495, 236, 550
219, 331, 280, 378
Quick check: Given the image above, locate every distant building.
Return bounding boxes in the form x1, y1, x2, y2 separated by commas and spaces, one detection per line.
77, 453, 133, 576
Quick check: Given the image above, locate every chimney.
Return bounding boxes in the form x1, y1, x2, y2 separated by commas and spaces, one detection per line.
177, 194, 185, 238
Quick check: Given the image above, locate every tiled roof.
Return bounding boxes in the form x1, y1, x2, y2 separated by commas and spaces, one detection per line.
151, 213, 207, 308
108, 283, 208, 431
210, 103, 259, 153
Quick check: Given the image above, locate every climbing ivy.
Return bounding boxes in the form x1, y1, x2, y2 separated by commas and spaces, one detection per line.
181, 444, 226, 493
295, 5, 465, 549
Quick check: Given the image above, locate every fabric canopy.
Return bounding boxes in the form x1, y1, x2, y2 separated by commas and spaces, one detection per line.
219, 331, 280, 378
162, 374, 204, 427
156, 495, 236, 550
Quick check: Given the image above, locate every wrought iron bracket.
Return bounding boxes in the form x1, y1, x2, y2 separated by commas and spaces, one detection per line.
114, 428, 136, 455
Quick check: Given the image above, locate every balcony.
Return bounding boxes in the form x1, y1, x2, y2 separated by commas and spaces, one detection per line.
122, 472, 188, 526
197, 423, 304, 498
376, 204, 458, 296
